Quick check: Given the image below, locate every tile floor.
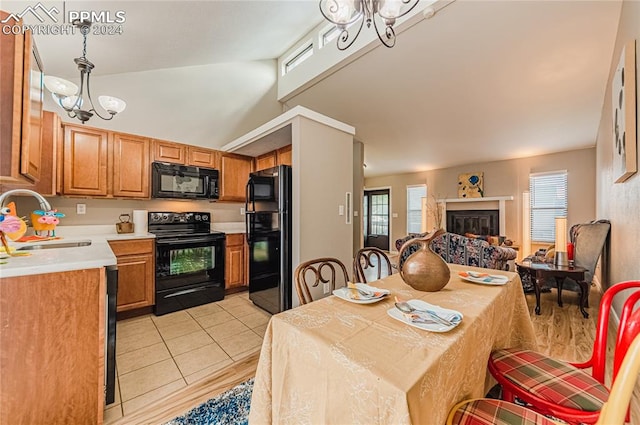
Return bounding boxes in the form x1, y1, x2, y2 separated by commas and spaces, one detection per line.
104, 291, 271, 423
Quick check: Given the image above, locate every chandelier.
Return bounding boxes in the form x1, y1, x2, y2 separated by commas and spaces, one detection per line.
319, 0, 420, 50
43, 19, 126, 124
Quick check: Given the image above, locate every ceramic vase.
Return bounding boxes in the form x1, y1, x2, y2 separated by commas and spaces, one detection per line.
398, 229, 450, 292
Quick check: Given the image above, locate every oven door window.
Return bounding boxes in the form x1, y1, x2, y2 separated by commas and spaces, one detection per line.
170, 246, 214, 275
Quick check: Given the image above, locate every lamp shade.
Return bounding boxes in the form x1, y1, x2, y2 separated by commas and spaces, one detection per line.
378, 0, 403, 17
43, 76, 78, 96
554, 217, 567, 251
321, 0, 361, 26
98, 96, 127, 114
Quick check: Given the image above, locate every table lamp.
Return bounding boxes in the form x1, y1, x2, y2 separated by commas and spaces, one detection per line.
554, 216, 569, 267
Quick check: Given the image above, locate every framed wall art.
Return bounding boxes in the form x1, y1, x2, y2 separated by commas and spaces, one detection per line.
458, 172, 484, 198
612, 40, 637, 183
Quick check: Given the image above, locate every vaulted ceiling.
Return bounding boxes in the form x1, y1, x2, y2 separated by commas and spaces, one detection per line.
4, 0, 622, 177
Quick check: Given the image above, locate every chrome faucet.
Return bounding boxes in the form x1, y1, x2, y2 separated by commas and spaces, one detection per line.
0, 189, 52, 212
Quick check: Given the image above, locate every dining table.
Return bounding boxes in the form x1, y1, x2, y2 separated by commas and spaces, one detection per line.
248, 264, 538, 425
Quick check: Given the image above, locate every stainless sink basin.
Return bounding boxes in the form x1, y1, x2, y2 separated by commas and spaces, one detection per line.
17, 240, 92, 250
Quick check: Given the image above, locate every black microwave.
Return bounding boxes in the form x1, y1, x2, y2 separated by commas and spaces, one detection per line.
151, 162, 219, 200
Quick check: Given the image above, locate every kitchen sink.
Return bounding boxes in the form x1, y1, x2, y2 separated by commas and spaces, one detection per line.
17, 240, 92, 250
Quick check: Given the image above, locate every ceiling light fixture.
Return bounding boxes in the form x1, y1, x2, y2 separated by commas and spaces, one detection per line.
44, 19, 126, 124
319, 0, 419, 50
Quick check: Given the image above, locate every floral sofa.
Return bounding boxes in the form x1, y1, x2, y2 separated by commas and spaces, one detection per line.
395, 231, 518, 271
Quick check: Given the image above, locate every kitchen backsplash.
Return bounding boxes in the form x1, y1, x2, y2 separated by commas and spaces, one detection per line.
7, 196, 245, 227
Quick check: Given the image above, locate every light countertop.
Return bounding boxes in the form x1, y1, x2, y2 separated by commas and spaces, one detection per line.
212, 222, 246, 234
0, 225, 155, 279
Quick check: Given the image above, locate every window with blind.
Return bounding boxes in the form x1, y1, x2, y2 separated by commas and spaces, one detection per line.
407, 185, 426, 233
529, 171, 568, 242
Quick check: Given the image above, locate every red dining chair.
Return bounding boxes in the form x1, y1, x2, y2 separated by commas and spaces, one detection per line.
447, 332, 640, 425
487, 281, 640, 424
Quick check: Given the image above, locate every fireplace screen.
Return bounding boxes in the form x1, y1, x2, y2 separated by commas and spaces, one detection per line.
447, 210, 499, 236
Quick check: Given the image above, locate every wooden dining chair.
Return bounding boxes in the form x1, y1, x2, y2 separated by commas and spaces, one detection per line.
486, 281, 640, 424
353, 247, 393, 283
294, 257, 350, 305
447, 332, 640, 425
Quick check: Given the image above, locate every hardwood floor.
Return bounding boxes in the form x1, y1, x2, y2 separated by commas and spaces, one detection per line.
109, 285, 637, 425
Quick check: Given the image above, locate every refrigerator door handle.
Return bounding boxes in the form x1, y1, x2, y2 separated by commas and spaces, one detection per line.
246, 177, 256, 213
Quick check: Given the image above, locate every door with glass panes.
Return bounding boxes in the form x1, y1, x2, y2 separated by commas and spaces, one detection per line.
363, 189, 390, 250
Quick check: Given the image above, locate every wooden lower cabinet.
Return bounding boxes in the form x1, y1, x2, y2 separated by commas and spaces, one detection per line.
225, 233, 248, 290
108, 239, 155, 312
0, 268, 105, 424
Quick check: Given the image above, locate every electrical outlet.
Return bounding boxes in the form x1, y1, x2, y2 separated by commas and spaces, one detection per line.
76, 203, 86, 215
353, 211, 359, 217
240, 207, 245, 215
323, 282, 330, 294
392, 212, 398, 218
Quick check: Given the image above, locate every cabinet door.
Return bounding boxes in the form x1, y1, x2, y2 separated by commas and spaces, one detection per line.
62, 125, 109, 196
19, 31, 44, 183
109, 240, 155, 312
225, 234, 246, 289
1, 111, 59, 196
220, 153, 253, 202
152, 139, 186, 164
188, 146, 220, 168
255, 151, 277, 171
112, 133, 150, 198
277, 145, 292, 166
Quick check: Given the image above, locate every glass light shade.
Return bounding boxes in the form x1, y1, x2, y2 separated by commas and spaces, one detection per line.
323, 0, 360, 25
51, 93, 82, 109
43, 75, 78, 96
378, 0, 403, 18
98, 96, 126, 114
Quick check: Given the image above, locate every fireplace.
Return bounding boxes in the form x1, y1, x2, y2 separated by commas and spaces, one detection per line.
446, 210, 500, 236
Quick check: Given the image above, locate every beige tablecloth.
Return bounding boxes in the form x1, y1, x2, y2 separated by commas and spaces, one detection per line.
249, 264, 537, 425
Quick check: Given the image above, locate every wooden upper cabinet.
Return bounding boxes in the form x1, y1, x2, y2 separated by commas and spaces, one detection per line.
19, 31, 44, 183
112, 133, 150, 198
152, 139, 186, 164
188, 146, 220, 168
255, 151, 277, 171
62, 124, 109, 196
220, 153, 253, 202
1, 111, 59, 196
0, 16, 44, 185
277, 145, 292, 166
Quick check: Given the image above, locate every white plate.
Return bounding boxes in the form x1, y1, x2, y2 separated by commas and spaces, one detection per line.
387, 299, 462, 333
458, 271, 509, 286
332, 283, 390, 304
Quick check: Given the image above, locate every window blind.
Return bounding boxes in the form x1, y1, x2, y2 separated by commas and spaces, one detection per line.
529, 171, 567, 243
407, 185, 426, 233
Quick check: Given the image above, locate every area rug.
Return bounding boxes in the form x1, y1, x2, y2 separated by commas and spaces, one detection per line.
164, 378, 253, 425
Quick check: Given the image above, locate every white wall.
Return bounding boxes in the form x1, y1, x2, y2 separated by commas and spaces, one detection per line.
45, 61, 284, 150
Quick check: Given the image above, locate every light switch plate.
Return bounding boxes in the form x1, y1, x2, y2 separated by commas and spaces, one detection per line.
338, 205, 344, 216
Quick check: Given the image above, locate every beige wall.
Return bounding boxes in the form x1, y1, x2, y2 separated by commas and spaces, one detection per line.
6, 196, 245, 229
292, 116, 353, 305
365, 148, 596, 253
596, 0, 640, 297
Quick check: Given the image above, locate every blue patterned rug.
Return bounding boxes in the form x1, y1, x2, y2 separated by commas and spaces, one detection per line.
164, 378, 253, 425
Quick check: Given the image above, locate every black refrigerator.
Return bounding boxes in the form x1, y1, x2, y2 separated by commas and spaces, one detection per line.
246, 165, 292, 314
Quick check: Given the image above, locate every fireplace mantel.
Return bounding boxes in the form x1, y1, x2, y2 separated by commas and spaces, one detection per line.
437, 196, 514, 235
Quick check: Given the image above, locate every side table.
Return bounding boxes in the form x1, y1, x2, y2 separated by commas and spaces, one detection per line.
516, 261, 589, 318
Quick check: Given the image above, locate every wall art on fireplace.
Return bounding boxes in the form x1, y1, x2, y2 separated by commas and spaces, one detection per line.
612, 40, 637, 183
458, 172, 484, 198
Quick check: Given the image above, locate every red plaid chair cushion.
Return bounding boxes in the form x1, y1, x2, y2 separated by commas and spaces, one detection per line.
450, 399, 557, 425
490, 348, 609, 411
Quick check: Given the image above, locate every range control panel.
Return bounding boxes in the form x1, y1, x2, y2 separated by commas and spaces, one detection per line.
148, 212, 210, 225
